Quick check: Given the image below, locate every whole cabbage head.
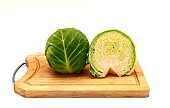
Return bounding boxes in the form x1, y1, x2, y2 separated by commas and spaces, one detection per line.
45, 28, 89, 74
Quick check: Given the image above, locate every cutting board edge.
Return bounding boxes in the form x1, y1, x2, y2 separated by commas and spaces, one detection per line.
14, 81, 149, 98
15, 85, 149, 98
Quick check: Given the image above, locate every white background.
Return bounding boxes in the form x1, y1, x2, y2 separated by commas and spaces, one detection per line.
0, 0, 169, 107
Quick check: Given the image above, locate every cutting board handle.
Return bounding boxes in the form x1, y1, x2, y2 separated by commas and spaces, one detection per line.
12, 62, 27, 85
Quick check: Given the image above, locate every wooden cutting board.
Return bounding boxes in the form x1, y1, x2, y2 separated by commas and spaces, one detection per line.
14, 53, 149, 98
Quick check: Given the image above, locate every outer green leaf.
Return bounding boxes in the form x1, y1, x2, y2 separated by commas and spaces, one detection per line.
45, 28, 89, 74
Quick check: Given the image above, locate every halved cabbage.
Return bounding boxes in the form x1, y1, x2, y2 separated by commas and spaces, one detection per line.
89, 29, 137, 77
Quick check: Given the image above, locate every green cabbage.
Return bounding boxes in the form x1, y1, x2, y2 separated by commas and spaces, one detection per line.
45, 28, 89, 74
89, 29, 137, 77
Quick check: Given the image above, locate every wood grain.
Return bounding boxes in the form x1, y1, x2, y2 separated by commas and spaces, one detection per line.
14, 52, 149, 98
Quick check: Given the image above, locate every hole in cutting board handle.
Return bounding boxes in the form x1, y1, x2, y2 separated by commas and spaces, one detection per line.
12, 62, 27, 85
